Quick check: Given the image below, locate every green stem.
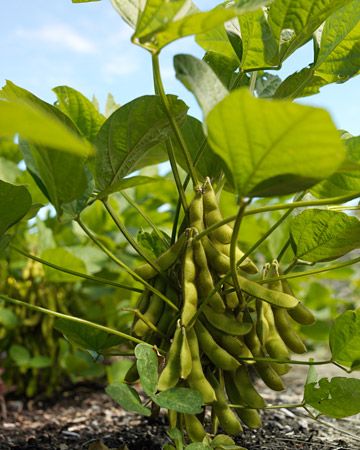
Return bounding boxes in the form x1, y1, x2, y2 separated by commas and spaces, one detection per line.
77, 218, 179, 312
167, 139, 188, 211
284, 258, 298, 274
152, 53, 199, 186
277, 237, 291, 263
103, 200, 162, 273
120, 191, 168, 247
0, 295, 148, 347
258, 255, 360, 284
249, 71, 258, 93
11, 245, 143, 293
227, 402, 305, 410
122, 308, 166, 338
237, 356, 333, 365
194, 191, 360, 242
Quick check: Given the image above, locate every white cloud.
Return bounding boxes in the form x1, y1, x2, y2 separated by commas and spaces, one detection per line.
15, 24, 97, 54
103, 54, 140, 78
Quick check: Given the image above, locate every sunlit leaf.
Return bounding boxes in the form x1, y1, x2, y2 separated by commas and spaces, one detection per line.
0, 180, 32, 236
106, 383, 151, 416
329, 309, 360, 368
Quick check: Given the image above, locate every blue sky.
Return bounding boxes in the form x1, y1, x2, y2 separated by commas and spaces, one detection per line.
2, 0, 359, 134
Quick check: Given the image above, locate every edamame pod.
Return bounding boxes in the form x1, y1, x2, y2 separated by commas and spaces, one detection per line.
273, 307, 307, 354
202, 305, 252, 336
231, 366, 266, 409
189, 191, 204, 231
202, 236, 231, 274
187, 327, 216, 403
195, 321, 240, 371
134, 233, 186, 280
157, 325, 182, 391
184, 413, 206, 442
181, 240, 198, 327
180, 328, 192, 379
224, 373, 262, 429
208, 372, 243, 435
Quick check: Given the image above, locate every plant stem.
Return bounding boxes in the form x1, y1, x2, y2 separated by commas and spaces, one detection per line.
152, 53, 199, 186
237, 356, 332, 365
122, 308, 166, 338
227, 402, 305, 410
166, 139, 188, 211
10, 245, 143, 293
194, 191, 360, 242
249, 71, 258, 93
0, 294, 148, 347
284, 258, 298, 274
258, 255, 360, 284
103, 200, 162, 273
277, 237, 291, 263
120, 191, 168, 247
77, 218, 179, 312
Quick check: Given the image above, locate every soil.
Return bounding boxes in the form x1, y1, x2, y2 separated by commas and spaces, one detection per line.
1, 361, 359, 450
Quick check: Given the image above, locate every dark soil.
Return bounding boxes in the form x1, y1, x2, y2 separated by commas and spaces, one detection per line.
1, 362, 359, 450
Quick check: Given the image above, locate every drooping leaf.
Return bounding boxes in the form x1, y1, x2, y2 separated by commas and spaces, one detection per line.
202, 52, 239, 90
304, 377, 360, 418
0, 180, 32, 236
41, 248, 88, 282
0, 81, 92, 157
134, 344, 158, 396
55, 319, 123, 352
106, 383, 151, 416
290, 209, 360, 263
0, 307, 18, 329
53, 86, 105, 142
29, 356, 52, 369
95, 95, 188, 194
174, 54, 228, 117
329, 309, 360, 368
9, 344, 31, 367
206, 88, 345, 197
20, 140, 90, 218
238, 8, 279, 70
154, 387, 203, 414
312, 137, 360, 198
268, 0, 353, 62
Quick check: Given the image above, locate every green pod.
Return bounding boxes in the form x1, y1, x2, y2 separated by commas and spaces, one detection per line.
157, 326, 182, 391
255, 299, 270, 345
180, 328, 193, 379
236, 275, 298, 309
225, 288, 239, 310
189, 191, 204, 232
202, 305, 252, 336
184, 413, 207, 442
193, 238, 226, 313
220, 335, 255, 363
288, 302, 315, 325
156, 305, 174, 335
208, 372, 243, 435
134, 233, 186, 280
224, 373, 262, 429
195, 321, 239, 371
263, 303, 290, 361
136, 289, 151, 314
133, 277, 165, 337
187, 327, 216, 404
202, 236, 231, 274
273, 308, 307, 354
231, 366, 266, 409
212, 240, 258, 275
255, 361, 285, 391
181, 241, 198, 327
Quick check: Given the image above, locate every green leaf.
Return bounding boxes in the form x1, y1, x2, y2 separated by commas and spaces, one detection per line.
255, 72, 282, 98
273, 67, 323, 100
196, 24, 239, 62
97, 176, 162, 199
41, 248, 88, 282
0, 307, 18, 329
53, 86, 105, 142
0, 137, 22, 163
304, 377, 360, 418
20, 140, 90, 218
0, 180, 32, 236
133, 2, 268, 52
95, 95, 188, 195
329, 309, 360, 368
29, 356, 52, 369
313, 1, 360, 83
0, 157, 22, 184
0, 235, 12, 254
186, 444, 211, 450
55, 319, 123, 352
111, 0, 145, 29
154, 387, 203, 414
311, 137, 360, 198
0, 81, 93, 157
238, 8, 279, 70
268, 0, 352, 62
134, 344, 158, 396
290, 209, 360, 262
9, 344, 31, 367
106, 383, 151, 416
206, 88, 345, 197
203, 52, 239, 90
174, 54, 228, 117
